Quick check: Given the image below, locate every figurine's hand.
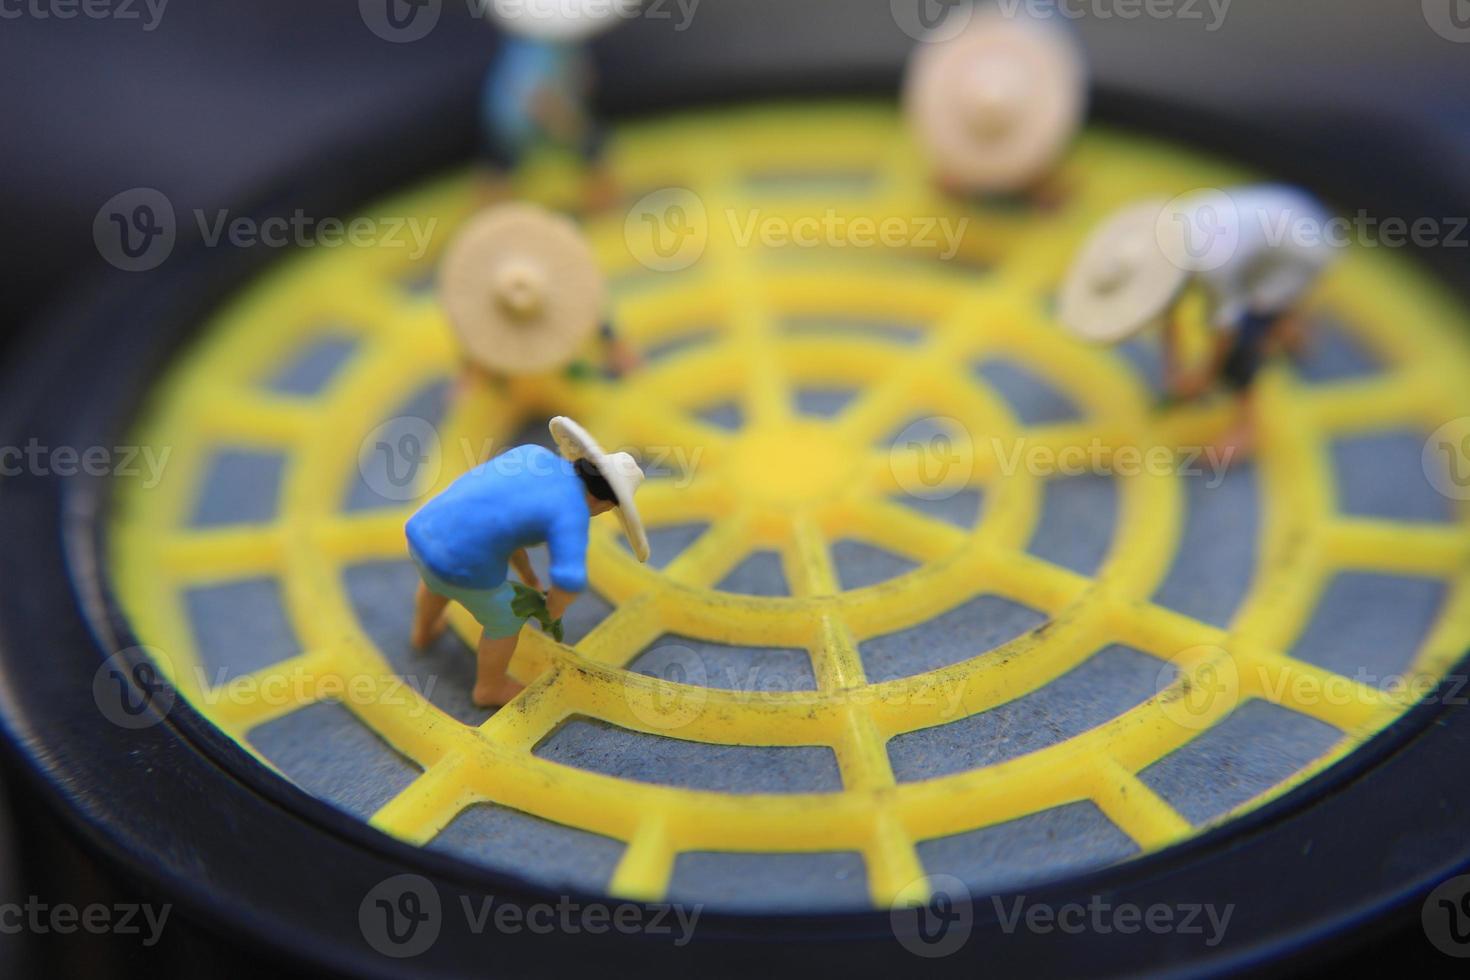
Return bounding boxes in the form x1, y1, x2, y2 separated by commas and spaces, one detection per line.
607, 341, 641, 378
1168, 371, 1210, 401
546, 586, 578, 621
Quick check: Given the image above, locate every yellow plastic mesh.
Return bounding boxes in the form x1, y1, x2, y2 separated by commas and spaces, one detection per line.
111, 103, 1470, 908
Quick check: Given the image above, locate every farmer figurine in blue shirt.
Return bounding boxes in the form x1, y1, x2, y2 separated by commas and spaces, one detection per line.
480, 0, 640, 213
405, 416, 650, 706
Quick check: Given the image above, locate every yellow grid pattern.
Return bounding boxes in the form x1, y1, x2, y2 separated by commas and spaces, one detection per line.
111, 103, 1470, 908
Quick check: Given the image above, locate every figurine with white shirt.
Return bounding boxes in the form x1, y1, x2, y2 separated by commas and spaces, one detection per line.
1060, 185, 1338, 451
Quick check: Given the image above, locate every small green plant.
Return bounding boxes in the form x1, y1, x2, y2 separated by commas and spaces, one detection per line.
510, 582, 564, 642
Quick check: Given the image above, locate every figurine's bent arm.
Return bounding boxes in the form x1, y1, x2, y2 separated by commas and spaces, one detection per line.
510, 548, 540, 589
545, 510, 590, 594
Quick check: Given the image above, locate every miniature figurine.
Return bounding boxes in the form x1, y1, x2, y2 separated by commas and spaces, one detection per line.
438, 202, 638, 382
406, 416, 650, 707
1059, 185, 1338, 452
480, 0, 639, 213
903, 3, 1087, 206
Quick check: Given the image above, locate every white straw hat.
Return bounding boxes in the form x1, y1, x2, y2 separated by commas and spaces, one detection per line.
904, 6, 1087, 194
438, 203, 605, 375
1059, 198, 1189, 343
548, 416, 650, 563
489, 0, 638, 42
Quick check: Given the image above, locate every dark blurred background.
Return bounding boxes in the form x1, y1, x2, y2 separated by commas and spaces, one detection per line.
0, 1, 1466, 974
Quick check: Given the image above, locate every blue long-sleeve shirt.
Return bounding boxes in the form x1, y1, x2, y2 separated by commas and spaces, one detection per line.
405, 445, 590, 593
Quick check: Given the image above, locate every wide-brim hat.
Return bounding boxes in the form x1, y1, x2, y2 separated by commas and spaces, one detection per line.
1059, 198, 1190, 343
489, 0, 636, 42
438, 203, 605, 375
904, 7, 1087, 193
549, 416, 650, 563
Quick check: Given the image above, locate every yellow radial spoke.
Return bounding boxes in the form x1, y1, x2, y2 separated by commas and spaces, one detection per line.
864, 811, 927, 908
662, 515, 756, 589
202, 648, 341, 734
1299, 368, 1444, 434
836, 499, 969, 565
607, 817, 676, 901
1322, 520, 1470, 575
157, 526, 286, 581
867, 439, 988, 498
811, 612, 868, 693
605, 406, 735, 473
315, 508, 417, 563
784, 513, 840, 597
574, 596, 665, 668
195, 392, 316, 447
370, 754, 477, 844
1086, 759, 1193, 850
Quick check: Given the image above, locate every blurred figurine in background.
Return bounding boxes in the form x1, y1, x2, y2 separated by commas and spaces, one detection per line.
1060, 185, 1338, 452
406, 416, 649, 706
438, 203, 639, 384
903, 2, 1087, 207
480, 0, 640, 212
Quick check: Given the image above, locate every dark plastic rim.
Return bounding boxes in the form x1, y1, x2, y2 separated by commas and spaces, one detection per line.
1, 81, 1468, 978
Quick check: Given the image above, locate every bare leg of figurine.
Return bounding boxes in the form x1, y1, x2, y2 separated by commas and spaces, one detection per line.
474, 168, 517, 209
1026, 172, 1071, 211
472, 632, 525, 707
411, 583, 451, 651
581, 165, 620, 215
1218, 387, 1260, 459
